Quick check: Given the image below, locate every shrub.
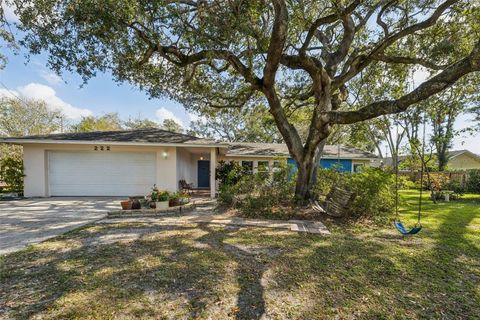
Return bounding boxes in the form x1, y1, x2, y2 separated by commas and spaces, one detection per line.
215, 160, 245, 187
344, 167, 395, 220
0, 157, 24, 194
428, 172, 450, 192
466, 169, 480, 193
313, 167, 346, 196
398, 175, 418, 190
217, 162, 296, 219
315, 167, 395, 220
444, 180, 465, 199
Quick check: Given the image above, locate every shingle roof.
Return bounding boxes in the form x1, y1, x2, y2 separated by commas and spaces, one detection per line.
225, 142, 378, 159
1, 128, 378, 158
0, 128, 223, 146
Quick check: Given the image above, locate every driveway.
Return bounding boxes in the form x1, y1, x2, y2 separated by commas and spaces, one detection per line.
0, 197, 120, 255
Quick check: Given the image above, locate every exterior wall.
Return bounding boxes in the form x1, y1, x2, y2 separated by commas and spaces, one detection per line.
449, 153, 480, 170
23, 145, 47, 197
222, 155, 372, 173
22, 143, 179, 197
220, 156, 285, 173
176, 147, 195, 187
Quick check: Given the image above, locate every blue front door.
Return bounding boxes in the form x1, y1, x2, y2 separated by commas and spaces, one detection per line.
197, 160, 210, 188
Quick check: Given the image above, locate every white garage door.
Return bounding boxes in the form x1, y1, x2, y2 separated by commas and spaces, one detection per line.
48, 151, 156, 196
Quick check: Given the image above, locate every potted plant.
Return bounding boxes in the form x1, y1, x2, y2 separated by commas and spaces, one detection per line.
120, 200, 131, 210
169, 192, 180, 207
155, 191, 170, 210
178, 191, 191, 205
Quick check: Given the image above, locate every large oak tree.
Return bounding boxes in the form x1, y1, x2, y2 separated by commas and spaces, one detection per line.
7, 0, 480, 199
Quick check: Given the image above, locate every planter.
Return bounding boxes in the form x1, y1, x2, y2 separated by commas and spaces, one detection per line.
179, 197, 190, 205
169, 198, 180, 207
155, 200, 169, 210
120, 200, 131, 210
131, 199, 141, 210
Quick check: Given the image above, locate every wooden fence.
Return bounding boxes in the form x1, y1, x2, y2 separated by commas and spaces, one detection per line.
399, 171, 469, 183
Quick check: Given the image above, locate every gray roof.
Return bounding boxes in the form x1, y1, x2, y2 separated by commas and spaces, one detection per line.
226, 142, 378, 159
0, 128, 223, 146
1, 128, 378, 159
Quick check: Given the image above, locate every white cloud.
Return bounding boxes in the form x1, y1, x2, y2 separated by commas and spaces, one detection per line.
1, 83, 93, 119
40, 71, 64, 85
156, 107, 185, 127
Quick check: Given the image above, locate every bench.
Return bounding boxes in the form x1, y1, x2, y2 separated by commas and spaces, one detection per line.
311, 187, 357, 217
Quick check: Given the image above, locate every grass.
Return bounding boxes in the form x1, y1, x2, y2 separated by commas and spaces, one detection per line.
0, 190, 479, 319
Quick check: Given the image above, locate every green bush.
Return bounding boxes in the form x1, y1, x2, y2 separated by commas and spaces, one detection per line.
217, 162, 296, 219
444, 180, 465, 198
345, 167, 395, 220
466, 170, 480, 193
315, 167, 395, 220
0, 157, 24, 194
216, 160, 245, 187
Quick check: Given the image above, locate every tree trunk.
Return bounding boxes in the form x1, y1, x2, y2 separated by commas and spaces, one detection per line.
294, 141, 326, 200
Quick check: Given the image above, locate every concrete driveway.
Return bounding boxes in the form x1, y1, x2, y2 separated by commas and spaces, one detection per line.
0, 197, 120, 255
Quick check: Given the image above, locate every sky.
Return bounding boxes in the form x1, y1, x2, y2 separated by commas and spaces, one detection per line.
0, 4, 479, 155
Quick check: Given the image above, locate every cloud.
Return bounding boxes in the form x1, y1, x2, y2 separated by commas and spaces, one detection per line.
0, 83, 92, 119
40, 71, 64, 85
156, 107, 185, 126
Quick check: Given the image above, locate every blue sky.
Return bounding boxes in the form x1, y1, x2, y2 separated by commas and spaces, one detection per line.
0, 48, 196, 127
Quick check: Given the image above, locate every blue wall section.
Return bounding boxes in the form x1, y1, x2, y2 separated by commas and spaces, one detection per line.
319, 159, 352, 172
287, 158, 352, 173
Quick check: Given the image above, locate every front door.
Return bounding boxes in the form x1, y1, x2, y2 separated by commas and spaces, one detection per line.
197, 160, 210, 188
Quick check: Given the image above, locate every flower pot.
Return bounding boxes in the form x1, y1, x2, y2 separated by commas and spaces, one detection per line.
120, 200, 131, 210
131, 199, 141, 210
155, 201, 169, 210
169, 198, 179, 207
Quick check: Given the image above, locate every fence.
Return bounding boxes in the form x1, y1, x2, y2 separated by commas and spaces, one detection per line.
399, 171, 468, 184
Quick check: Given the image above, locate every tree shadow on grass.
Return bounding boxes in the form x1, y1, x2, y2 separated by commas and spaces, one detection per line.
0, 222, 296, 319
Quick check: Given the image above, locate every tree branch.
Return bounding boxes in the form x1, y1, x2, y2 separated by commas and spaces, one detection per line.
372, 54, 449, 70
333, 0, 459, 88
325, 41, 480, 124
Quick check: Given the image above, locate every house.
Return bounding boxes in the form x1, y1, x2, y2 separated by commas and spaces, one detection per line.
382, 149, 480, 171
0, 128, 378, 198
446, 150, 480, 170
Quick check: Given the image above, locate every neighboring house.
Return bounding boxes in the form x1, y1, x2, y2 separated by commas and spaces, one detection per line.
382, 149, 480, 171
446, 150, 480, 170
0, 129, 378, 198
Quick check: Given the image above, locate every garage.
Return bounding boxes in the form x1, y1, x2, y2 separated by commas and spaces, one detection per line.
48, 151, 156, 196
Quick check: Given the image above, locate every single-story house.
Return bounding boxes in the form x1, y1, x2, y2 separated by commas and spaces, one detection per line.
446, 150, 480, 170
0, 128, 378, 198
382, 149, 480, 171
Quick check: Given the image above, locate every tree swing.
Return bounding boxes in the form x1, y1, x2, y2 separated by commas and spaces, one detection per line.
392, 115, 426, 235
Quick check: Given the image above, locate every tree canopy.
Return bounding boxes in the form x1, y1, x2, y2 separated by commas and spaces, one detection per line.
7, 0, 480, 198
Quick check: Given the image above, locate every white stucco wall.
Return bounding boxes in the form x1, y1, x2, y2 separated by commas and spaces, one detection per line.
176, 147, 195, 187
22, 143, 180, 197
23, 145, 47, 197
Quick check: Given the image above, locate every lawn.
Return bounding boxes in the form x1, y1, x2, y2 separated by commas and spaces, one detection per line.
1, 191, 479, 319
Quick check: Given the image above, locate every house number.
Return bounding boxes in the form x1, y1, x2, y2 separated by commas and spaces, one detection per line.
94, 146, 110, 151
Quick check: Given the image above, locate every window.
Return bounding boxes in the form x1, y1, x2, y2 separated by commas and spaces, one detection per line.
272, 161, 282, 172
242, 161, 253, 174
257, 161, 269, 172
353, 163, 364, 173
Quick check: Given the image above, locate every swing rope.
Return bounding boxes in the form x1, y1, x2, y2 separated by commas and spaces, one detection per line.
393, 114, 425, 235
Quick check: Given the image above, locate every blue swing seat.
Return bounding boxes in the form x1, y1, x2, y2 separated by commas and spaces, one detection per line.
394, 221, 422, 235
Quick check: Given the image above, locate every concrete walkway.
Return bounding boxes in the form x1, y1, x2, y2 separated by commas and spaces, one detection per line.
0, 197, 120, 255
102, 213, 331, 235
